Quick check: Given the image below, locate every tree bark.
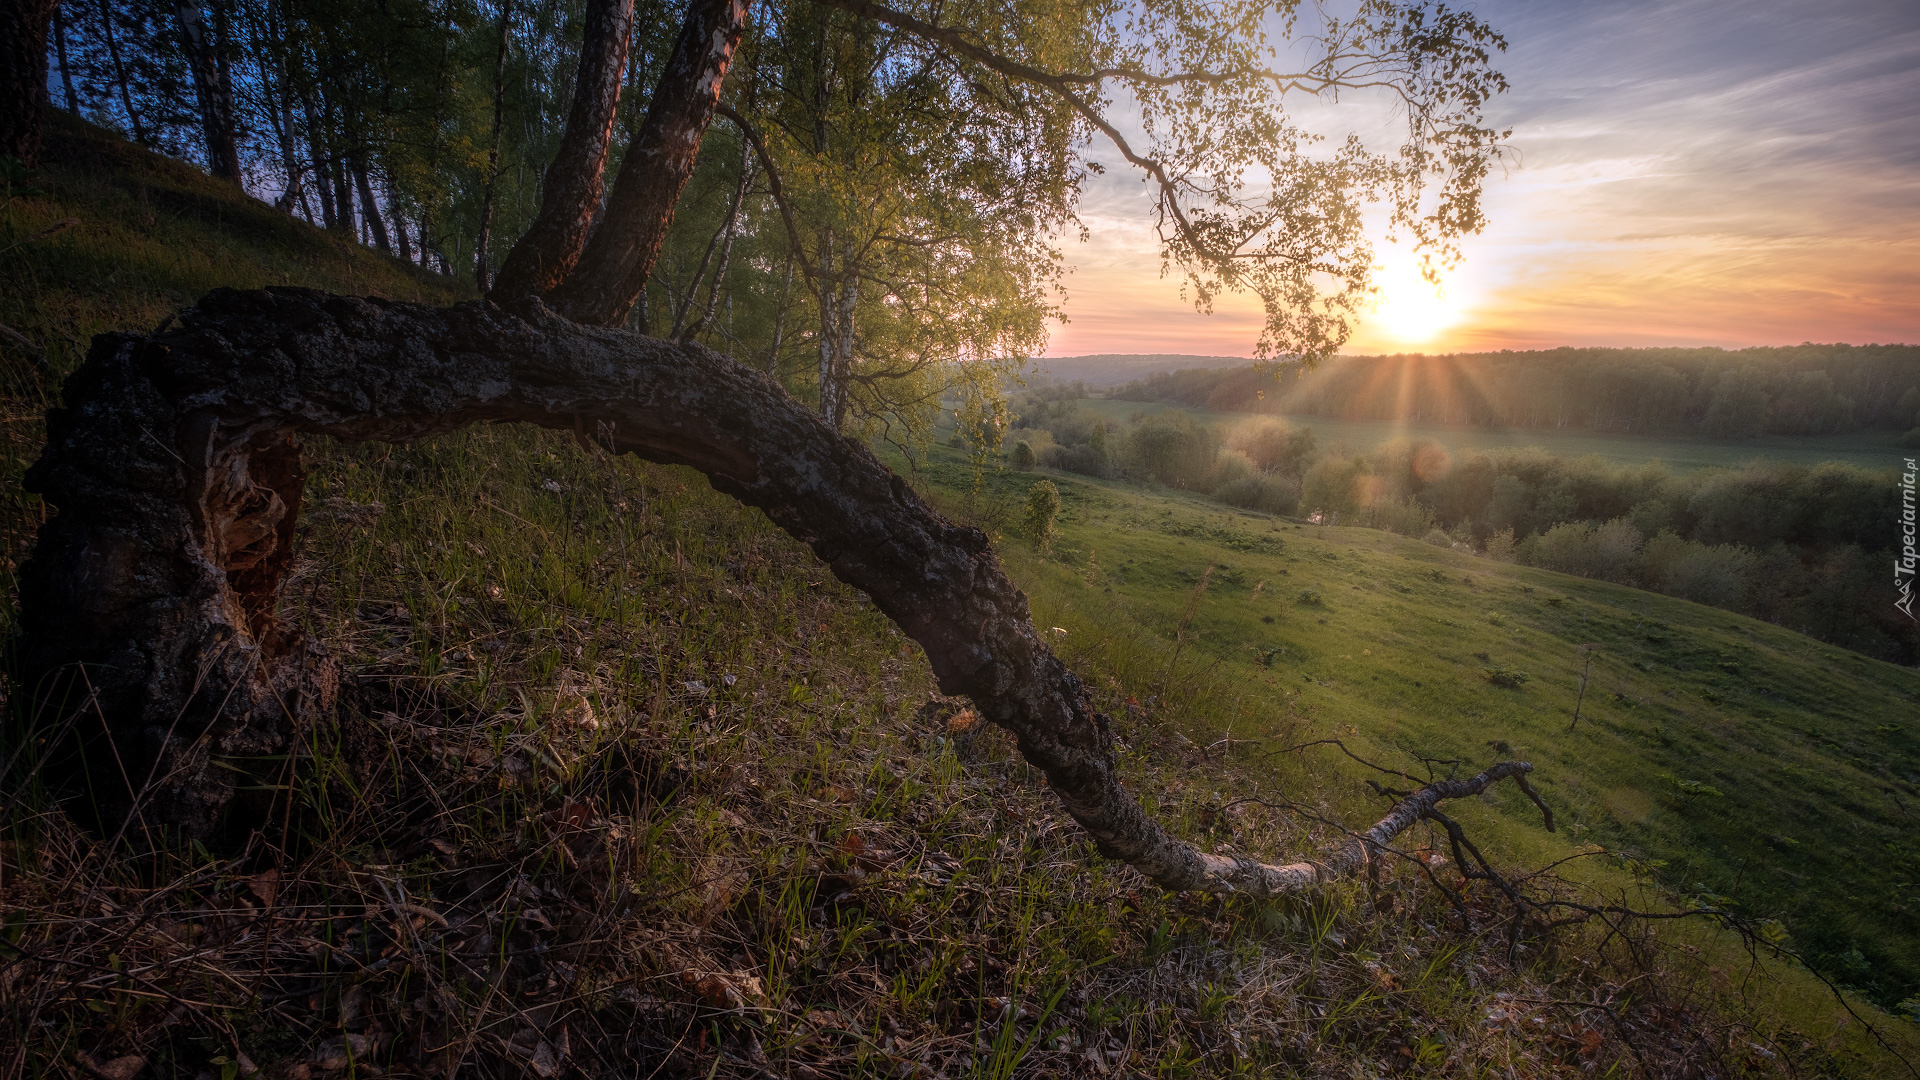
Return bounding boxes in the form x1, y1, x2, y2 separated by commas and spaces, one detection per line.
15, 287, 1548, 888
0, 0, 56, 165
546, 0, 749, 327
474, 0, 515, 292
299, 92, 338, 232
175, 1, 242, 182
488, 0, 636, 303
352, 155, 392, 253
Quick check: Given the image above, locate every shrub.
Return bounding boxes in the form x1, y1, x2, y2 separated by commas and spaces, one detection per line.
1045, 443, 1113, 478
1640, 530, 1758, 609
1482, 526, 1516, 561
1483, 667, 1529, 688
1125, 413, 1218, 488
1359, 496, 1435, 538
1525, 519, 1642, 583
1022, 479, 1061, 552
1423, 528, 1453, 547
1010, 440, 1037, 470
1228, 418, 1316, 475
1208, 448, 1258, 491
1300, 456, 1366, 519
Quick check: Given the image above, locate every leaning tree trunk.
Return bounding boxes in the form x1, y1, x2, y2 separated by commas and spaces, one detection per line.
547, 0, 749, 326
488, 0, 637, 303
15, 287, 1549, 890
0, 0, 59, 166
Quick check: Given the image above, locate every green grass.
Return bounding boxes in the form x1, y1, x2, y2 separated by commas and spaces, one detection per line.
1079, 398, 1910, 471
5, 116, 1919, 1078
0, 112, 467, 598
923, 446, 1920, 1013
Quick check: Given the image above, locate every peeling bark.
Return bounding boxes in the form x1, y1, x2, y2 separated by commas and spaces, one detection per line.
17, 288, 1547, 890
547, 0, 749, 327
489, 0, 637, 303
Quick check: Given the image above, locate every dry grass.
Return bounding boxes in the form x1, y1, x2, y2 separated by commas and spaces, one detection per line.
2, 426, 1895, 1078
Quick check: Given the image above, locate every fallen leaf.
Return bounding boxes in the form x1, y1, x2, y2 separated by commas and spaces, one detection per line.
75, 1051, 146, 1080
246, 868, 280, 906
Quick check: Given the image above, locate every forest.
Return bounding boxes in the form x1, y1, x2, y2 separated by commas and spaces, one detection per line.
1111, 347, 1920, 439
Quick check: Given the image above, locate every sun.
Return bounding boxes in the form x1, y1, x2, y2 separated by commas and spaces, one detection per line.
1367, 256, 1463, 344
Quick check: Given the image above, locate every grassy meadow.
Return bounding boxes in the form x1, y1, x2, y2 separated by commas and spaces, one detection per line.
3, 117, 1918, 1077
914, 449, 1920, 1008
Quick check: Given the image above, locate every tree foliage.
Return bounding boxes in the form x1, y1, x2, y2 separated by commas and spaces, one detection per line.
42, 0, 1513, 436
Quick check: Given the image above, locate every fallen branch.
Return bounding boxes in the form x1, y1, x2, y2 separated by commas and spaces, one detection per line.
15, 288, 1551, 897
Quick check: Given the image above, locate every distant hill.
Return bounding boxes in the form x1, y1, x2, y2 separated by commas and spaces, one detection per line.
1033, 352, 1247, 387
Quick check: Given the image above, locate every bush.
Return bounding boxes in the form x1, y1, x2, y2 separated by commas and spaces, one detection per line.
1483, 667, 1530, 688
1641, 530, 1758, 609
1359, 497, 1435, 538
1482, 526, 1517, 562
1044, 443, 1113, 478
1213, 475, 1300, 515
1022, 479, 1061, 552
1010, 440, 1036, 470
1125, 413, 1218, 488
1228, 418, 1316, 475
1208, 448, 1258, 491
1423, 528, 1453, 547
1300, 456, 1366, 518
1525, 519, 1642, 583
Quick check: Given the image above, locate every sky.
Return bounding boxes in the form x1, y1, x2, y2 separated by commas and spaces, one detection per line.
1041, 0, 1920, 358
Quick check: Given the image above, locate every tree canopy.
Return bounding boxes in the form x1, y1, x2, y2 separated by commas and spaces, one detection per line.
29, 0, 1511, 429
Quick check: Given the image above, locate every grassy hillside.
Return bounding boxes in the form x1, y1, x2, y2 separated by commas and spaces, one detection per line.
0, 112, 467, 601
3, 119, 1917, 1078
916, 447, 1920, 1008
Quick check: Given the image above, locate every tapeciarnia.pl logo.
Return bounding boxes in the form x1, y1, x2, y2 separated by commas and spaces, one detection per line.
1899, 457, 1917, 621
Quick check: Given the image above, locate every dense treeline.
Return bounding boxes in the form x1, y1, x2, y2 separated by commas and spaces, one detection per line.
1112, 346, 1920, 439
1004, 390, 1917, 662
31, 0, 1069, 437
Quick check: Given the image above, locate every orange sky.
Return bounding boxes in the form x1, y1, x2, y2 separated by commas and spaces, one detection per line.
1043, 0, 1920, 358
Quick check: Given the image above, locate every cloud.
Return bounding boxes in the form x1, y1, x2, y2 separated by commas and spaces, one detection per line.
1044, 0, 1920, 357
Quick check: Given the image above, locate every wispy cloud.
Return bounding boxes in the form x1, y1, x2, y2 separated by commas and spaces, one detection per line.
1045, 0, 1920, 357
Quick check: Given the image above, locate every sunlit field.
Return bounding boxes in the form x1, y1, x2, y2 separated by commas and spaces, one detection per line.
1076, 398, 1906, 472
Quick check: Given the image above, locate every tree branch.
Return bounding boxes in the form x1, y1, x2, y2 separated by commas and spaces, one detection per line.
17, 289, 1551, 896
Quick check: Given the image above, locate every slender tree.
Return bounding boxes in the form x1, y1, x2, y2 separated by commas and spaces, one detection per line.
52, 2, 78, 114
174, 1, 241, 180
474, 0, 515, 291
